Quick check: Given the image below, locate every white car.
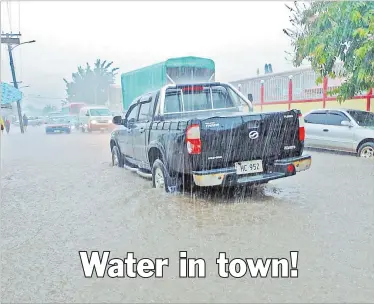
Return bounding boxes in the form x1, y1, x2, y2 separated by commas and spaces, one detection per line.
78, 106, 114, 132
28, 116, 43, 126
304, 109, 374, 158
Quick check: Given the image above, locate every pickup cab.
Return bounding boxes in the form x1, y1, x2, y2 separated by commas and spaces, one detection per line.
110, 82, 312, 192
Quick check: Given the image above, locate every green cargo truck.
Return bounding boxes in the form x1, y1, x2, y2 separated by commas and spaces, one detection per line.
121, 56, 215, 110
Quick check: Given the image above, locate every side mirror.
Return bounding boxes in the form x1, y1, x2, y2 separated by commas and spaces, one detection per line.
341, 120, 353, 127
112, 115, 123, 125
85, 113, 89, 116
248, 93, 253, 102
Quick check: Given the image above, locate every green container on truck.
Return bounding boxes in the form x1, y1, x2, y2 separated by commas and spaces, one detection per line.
121, 56, 215, 110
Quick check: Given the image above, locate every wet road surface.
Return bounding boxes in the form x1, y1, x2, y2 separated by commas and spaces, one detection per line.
1, 126, 373, 303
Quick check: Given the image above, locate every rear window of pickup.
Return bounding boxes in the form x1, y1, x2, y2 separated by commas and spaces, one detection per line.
164, 84, 248, 114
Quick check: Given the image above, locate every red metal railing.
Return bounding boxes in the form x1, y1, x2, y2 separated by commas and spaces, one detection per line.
231, 64, 372, 112
256, 76, 372, 112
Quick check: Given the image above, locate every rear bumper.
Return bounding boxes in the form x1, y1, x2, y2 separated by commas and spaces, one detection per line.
192, 155, 312, 187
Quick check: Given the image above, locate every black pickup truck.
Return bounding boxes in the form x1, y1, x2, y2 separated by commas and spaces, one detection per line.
110, 82, 311, 192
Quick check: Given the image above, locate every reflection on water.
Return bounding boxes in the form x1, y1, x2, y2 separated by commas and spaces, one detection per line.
185, 184, 273, 204
147, 183, 293, 232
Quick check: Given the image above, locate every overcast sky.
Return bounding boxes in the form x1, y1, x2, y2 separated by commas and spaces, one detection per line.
1, 0, 298, 106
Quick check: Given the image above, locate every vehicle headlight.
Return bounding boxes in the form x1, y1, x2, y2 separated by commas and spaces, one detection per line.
91, 120, 97, 124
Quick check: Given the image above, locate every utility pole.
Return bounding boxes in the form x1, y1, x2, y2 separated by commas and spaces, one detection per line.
8, 42, 25, 133
1, 33, 23, 132
1, 33, 36, 133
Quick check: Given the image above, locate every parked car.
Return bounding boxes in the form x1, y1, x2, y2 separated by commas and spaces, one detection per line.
304, 109, 374, 158
45, 116, 71, 134
110, 82, 312, 193
28, 116, 43, 126
78, 106, 114, 132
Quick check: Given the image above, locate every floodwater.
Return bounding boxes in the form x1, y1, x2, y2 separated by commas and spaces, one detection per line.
1, 126, 373, 303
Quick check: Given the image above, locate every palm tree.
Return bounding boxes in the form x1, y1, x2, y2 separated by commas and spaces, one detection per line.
64, 59, 119, 104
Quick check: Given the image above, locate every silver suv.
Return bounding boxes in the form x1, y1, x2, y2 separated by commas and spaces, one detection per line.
304, 109, 374, 158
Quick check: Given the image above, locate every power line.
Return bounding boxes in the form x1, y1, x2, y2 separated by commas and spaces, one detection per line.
6, 0, 12, 32
10, 1, 12, 28
18, 0, 21, 32
18, 0, 22, 80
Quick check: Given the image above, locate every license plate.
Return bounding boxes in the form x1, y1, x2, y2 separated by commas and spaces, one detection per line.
55, 130, 61, 133
235, 160, 263, 175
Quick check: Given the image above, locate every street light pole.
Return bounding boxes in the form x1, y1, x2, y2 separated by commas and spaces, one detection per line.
8, 43, 25, 133
1, 35, 36, 133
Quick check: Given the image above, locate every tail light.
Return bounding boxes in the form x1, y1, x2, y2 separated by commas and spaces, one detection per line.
298, 113, 305, 141
186, 124, 201, 154
287, 164, 295, 174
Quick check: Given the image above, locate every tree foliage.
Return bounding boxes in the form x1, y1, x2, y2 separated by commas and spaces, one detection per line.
284, 1, 374, 101
42, 104, 57, 115
24, 104, 40, 116
63, 59, 119, 104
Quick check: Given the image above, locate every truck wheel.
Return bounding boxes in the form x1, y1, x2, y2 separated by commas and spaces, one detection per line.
358, 142, 374, 159
111, 145, 124, 167
152, 159, 177, 193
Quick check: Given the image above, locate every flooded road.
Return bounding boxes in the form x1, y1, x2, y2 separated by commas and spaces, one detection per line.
1, 127, 373, 303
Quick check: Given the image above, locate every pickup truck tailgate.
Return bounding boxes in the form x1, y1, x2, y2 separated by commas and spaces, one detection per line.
197, 110, 302, 170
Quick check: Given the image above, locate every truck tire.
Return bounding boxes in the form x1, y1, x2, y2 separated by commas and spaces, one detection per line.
112, 145, 124, 167
357, 142, 374, 159
152, 159, 178, 193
